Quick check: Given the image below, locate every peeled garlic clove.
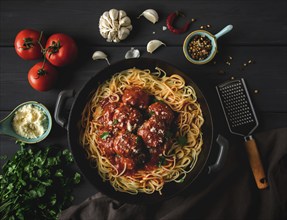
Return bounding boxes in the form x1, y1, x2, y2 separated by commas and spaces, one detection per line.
92, 51, 110, 65
109, 9, 119, 21
125, 47, 140, 59
138, 9, 159, 24
147, 40, 166, 53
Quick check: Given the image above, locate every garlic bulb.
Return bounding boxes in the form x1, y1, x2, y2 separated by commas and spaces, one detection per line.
92, 51, 110, 65
138, 9, 159, 24
99, 9, 132, 43
147, 40, 166, 53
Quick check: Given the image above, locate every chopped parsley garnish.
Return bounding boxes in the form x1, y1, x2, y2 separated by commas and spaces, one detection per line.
157, 155, 166, 167
100, 131, 110, 140
177, 135, 187, 147
112, 119, 118, 125
165, 130, 173, 139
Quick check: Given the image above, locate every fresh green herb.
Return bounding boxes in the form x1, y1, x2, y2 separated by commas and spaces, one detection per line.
177, 135, 187, 147
0, 143, 81, 220
0, 155, 7, 160
112, 119, 119, 125
149, 110, 155, 116
165, 130, 173, 139
136, 136, 142, 145
178, 177, 185, 183
152, 98, 165, 104
157, 155, 166, 167
100, 132, 110, 140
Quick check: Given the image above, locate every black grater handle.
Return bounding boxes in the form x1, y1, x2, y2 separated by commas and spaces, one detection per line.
244, 135, 269, 189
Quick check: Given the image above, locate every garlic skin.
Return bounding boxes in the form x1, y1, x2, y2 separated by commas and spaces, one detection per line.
147, 40, 166, 53
138, 9, 159, 24
92, 51, 110, 65
125, 47, 140, 59
99, 9, 132, 43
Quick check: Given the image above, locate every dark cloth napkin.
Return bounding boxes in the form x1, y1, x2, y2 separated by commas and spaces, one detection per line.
60, 128, 287, 220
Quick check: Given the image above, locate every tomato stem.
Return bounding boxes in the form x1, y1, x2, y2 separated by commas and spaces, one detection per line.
37, 31, 46, 54
46, 41, 62, 58
21, 38, 34, 50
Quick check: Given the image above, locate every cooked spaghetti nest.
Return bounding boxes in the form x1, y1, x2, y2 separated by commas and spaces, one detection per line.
80, 67, 204, 195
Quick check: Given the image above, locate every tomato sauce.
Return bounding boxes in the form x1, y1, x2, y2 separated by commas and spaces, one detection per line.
96, 87, 175, 175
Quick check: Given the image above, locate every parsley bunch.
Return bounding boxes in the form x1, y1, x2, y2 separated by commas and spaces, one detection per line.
0, 143, 81, 220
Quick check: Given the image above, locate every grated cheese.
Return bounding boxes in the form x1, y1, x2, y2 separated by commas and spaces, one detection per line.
12, 104, 47, 139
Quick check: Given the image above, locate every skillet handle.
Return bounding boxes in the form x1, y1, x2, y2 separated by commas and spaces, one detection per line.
208, 134, 229, 174
54, 90, 75, 130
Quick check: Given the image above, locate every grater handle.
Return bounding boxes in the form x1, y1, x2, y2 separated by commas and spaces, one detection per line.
244, 136, 269, 189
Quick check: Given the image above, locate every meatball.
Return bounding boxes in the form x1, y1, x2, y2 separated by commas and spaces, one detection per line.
148, 102, 174, 123
98, 102, 119, 127
122, 87, 150, 109
114, 132, 141, 157
137, 116, 167, 148
113, 132, 147, 170
115, 156, 136, 171
96, 128, 114, 156
113, 104, 143, 132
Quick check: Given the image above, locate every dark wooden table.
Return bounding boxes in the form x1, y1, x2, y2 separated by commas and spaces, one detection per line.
1, 0, 286, 206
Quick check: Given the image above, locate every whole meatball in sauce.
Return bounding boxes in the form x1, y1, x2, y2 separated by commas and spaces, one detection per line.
114, 132, 141, 157
114, 132, 147, 170
113, 104, 143, 132
96, 128, 114, 156
137, 116, 167, 148
148, 102, 174, 124
97, 102, 119, 127
122, 87, 150, 109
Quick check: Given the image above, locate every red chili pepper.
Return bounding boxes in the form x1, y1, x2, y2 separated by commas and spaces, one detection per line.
166, 11, 191, 34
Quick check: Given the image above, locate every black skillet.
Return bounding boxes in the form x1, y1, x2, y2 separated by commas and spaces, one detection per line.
54, 58, 218, 204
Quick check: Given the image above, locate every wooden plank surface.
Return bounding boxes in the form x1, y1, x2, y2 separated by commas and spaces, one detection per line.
1, 1, 287, 46
1, 0, 286, 206
1, 46, 287, 112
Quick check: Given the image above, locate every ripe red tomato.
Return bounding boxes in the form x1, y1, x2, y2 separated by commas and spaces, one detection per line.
14, 29, 46, 60
45, 33, 78, 66
28, 62, 58, 91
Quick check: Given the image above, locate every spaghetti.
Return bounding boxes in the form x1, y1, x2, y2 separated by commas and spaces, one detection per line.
80, 68, 204, 195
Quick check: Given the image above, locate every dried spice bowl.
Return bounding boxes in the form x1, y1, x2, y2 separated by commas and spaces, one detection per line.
183, 25, 233, 65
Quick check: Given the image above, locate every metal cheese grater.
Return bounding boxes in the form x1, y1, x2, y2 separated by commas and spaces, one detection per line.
216, 78, 268, 189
